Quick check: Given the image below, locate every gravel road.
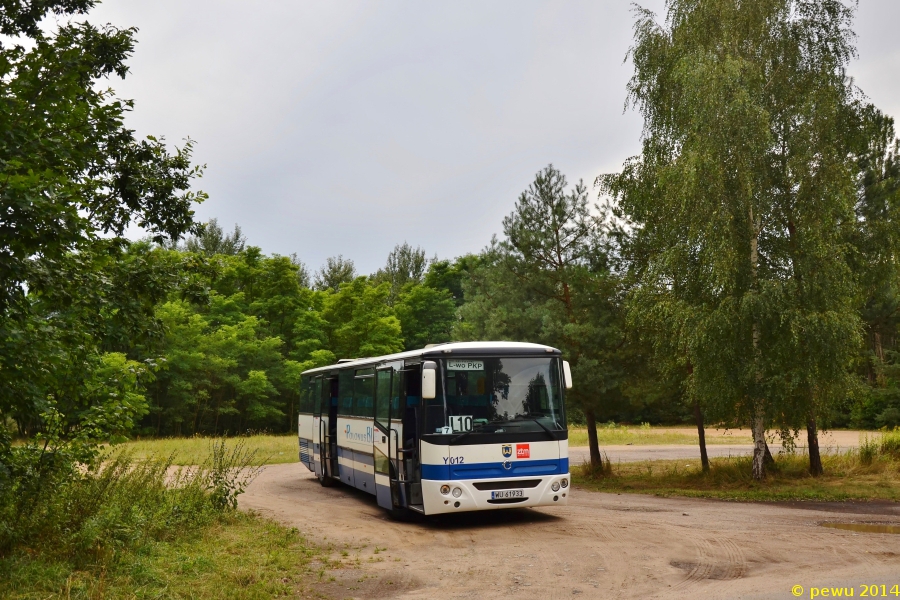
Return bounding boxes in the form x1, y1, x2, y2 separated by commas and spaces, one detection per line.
240, 437, 898, 600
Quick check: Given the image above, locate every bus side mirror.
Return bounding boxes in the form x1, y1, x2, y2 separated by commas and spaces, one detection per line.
422, 361, 437, 399
562, 360, 573, 389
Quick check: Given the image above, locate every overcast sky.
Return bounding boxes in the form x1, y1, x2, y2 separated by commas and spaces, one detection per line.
89, 1, 900, 274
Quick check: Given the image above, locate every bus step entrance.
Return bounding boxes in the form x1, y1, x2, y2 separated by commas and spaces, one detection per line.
410, 482, 423, 504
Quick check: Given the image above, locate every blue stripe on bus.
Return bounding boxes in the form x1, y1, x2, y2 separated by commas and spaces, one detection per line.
421, 458, 568, 480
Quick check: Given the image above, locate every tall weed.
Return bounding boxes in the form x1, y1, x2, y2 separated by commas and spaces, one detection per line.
0, 438, 262, 564
860, 434, 879, 465
880, 427, 900, 458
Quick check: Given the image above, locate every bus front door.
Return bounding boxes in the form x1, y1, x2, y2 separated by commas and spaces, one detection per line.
373, 366, 404, 511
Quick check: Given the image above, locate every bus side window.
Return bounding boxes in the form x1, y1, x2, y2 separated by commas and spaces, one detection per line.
390, 369, 403, 421
338, 370, 354, 415
375, 370, 391, 425
299, 375, 310, 413
313, 377, 323, 413
354, 369, 375, 418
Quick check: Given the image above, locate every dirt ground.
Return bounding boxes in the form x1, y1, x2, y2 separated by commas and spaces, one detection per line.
241, 449, 900, 600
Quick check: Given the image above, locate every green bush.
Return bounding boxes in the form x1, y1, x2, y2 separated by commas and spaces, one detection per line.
859, 434, 879, 466
880, 427, 900, 458
0, 439, 261, 564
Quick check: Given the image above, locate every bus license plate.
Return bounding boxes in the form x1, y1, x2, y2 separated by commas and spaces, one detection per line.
491, 490, 523, 499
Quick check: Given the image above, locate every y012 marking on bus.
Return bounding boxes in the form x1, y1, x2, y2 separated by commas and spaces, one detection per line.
516, 444, 530, 459
443, 456, 465, 464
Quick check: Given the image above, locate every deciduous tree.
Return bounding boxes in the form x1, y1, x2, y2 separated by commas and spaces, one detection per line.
601, 0, 866, 479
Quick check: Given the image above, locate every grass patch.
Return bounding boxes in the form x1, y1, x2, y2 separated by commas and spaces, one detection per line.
1, 439, 331, 598
0, 511, 329, 599
567, 424, 753, 447
574, 431, 900, 502
122, 434, 297, 466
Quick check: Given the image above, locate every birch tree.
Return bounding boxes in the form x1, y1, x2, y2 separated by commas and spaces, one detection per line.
601, 0, 864, 479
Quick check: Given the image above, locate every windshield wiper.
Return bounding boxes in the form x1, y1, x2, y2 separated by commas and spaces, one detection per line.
516, 416, 558, 440
449, 427, 481, 445
449, 422, 509, 445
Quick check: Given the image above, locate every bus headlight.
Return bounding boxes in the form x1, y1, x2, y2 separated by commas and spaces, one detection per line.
440, 485, 451, 495
452, 487, 462, 498
561, 478, 569, 488
551, 481, 561, 492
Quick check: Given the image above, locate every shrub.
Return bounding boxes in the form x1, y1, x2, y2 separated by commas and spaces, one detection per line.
859, 434, 878, 466
880, 427, 900, 458
0, 438, 261, 564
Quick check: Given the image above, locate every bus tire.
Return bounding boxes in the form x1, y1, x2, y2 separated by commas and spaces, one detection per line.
318, 474, 336, 487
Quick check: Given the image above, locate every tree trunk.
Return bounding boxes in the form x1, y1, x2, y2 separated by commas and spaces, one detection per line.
751, 409, 767, 481
807, 416, 823, 477
749, 207, 766, 481
764, 441, 776, 468
584, 408, 603, 472
693, 399, 710, 473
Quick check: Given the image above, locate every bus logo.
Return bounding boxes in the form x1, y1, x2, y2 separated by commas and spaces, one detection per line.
501, 445, 512, 458
516, 444, 530, 459
344, 424, 373, 442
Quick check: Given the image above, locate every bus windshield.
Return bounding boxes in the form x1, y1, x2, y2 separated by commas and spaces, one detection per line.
436, 357, 565, 434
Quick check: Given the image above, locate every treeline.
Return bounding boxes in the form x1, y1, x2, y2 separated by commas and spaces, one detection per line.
132, 225, 462, 436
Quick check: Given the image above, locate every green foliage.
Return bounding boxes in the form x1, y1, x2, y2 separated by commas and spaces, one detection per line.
458, 165, 638, 464
601, 0, 871, 478
574, 447, 900, 502
0, 510, 326, 600
394, 283, 456, 350
372, 242, 428, 303
0, 2, 205, 312
133, 246, 440, 435
322, 277, 403, 359
2, 449, 201, 559
204, 439, 263, 511
313, 254, 356, 291
880, 428, 900, 458
0, 440, 298, 600
0, 0, 205, 460
183, 218, 246, 256
424, 255, 481, 306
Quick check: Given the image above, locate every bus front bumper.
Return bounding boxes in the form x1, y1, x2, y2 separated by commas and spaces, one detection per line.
421, 474, 570, 515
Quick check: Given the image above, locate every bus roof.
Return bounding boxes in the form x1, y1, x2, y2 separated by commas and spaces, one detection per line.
300, 341, 561, 377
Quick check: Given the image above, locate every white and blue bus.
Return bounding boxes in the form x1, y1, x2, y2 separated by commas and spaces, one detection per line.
297, 341, 572, 516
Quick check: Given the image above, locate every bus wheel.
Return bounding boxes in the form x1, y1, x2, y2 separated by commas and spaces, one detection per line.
318, 474, 336, 487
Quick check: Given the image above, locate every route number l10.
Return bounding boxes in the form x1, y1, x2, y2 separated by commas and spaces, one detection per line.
450, 415, 473, 432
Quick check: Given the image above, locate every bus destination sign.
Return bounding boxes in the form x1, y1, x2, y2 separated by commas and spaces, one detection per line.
446, 359, 484, 371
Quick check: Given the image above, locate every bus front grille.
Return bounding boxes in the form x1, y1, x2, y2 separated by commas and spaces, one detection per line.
473, 479, 541, 491
487, 497, 529, 504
